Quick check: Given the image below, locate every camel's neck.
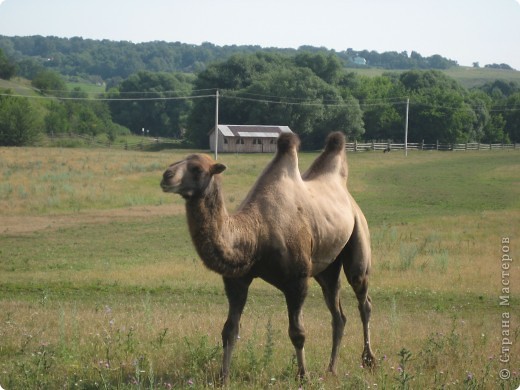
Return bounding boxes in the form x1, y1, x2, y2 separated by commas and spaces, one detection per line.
185, 177, 256, 277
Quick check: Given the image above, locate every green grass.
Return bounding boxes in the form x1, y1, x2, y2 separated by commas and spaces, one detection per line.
66, 80, 106, 96
0, 147, 519, 389
442, 66, 520, 89
0, 77, 41, 97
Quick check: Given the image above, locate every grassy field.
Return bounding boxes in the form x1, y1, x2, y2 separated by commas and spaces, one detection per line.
0, 77, 41, 97
0, 146, 519, 389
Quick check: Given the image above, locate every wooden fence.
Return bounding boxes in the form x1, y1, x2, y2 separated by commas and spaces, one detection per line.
346, 141, 519, 152
40, 134, 519, 153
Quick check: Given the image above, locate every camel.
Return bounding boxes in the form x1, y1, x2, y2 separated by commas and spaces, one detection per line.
160, 131, 375, 382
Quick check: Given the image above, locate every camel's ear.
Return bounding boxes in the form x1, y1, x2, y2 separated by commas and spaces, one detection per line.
210, 163, 227, 175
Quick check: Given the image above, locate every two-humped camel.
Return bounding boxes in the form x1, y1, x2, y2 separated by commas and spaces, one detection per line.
161, 132, 375, 382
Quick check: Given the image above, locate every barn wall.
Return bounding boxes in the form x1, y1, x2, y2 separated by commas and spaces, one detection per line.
209, 132, 227, 152
210, 130, 280, 153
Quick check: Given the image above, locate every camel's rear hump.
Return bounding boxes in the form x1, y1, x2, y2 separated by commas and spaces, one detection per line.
324, 132, 346, 153
302, 131, 348, 181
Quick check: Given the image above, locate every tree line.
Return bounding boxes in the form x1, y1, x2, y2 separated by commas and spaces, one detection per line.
0, 35, 465, 82
1, 49, 519, 148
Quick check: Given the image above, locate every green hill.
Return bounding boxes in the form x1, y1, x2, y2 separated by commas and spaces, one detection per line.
0, 77, 40, 97
348, 66, 520, 88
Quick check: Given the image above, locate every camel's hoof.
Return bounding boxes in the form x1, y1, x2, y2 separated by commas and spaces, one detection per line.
218, 371, 230, 387
362, 352, 376, 369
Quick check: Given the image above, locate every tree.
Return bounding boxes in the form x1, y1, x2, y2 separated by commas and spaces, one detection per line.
109, 71, 194, 137
187, 53, 287, 146
0, 48, 16, 80
502, 93, 520, 142
294, 52, 343, 84
479, 80, 520, 99
31, 70, 66, 95
44, 101, 69, 135
347, 75, 405, 141
485, 63, 515, 71
465, 90, 492, 142
476, 81, 520, 142
234, 67, 364, 147
187, 54, 364, 149
0, 94, 40, 146
400, 70, 475, 143
482, 114, 507, 143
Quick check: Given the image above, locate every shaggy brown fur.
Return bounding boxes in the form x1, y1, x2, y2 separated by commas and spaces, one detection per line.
161, 132, 375, 383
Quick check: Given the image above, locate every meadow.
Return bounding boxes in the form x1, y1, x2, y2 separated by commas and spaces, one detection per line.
0, 145, 518, 389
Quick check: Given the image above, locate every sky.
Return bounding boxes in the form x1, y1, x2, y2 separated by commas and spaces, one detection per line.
0, 0, 519, 70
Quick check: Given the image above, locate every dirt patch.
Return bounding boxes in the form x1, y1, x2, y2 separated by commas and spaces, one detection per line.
0, 204, 185, 235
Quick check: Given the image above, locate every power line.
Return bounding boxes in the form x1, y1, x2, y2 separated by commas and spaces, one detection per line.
1, 90, 520, 112
0, 92, 215, 101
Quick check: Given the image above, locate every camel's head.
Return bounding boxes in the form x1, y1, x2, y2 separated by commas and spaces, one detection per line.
161, 154, 226, 199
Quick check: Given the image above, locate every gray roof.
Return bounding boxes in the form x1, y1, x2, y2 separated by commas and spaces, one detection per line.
215, 125, 292, 138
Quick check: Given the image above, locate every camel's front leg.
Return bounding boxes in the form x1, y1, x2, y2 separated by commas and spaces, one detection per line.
221, 276, 252, 384
283, 277, 309, 379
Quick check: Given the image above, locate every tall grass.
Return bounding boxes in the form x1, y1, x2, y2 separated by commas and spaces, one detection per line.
0, 147, 518, 388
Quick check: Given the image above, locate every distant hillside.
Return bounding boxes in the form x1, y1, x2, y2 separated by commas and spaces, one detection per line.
348, 67, 520, 89
2, 35, 519, 91
0, 77, 39, 96
1, 35, 459, 81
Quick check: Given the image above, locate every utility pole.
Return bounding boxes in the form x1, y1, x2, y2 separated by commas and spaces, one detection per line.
214, 89, 219, 160
404, 97, 409, 157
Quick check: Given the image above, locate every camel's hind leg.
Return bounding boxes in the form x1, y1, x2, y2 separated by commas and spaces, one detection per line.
221, 276, 252, 383
342, 214, 376, 368
314, 258, 346, 374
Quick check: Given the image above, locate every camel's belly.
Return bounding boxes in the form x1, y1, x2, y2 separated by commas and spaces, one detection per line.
309, 216, 353, 276
304, 188, 354, 276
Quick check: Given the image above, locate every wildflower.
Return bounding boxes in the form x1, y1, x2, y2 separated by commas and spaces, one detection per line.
466, 372, 473, 380
187, 379, 194, 386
